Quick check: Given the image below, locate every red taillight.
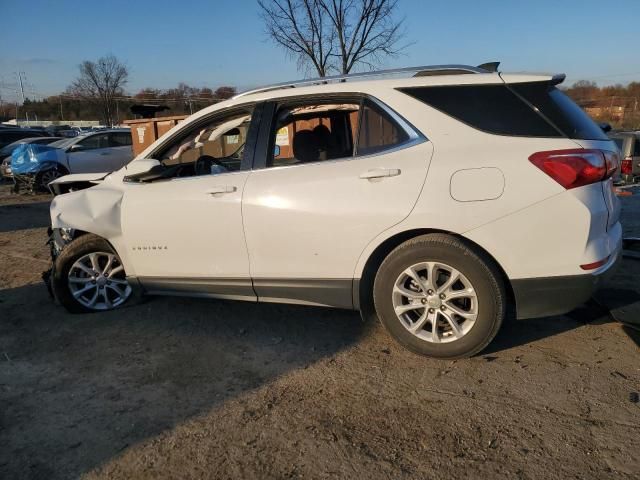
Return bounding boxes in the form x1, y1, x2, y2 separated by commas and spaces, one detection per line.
580, 256, 610, 271
528, 149, 618, 189
621, 157, 633, 175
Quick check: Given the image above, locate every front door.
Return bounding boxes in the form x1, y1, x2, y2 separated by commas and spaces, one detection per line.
120, 105, 259, 299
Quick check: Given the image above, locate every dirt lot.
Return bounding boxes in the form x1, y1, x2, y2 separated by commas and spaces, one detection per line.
1, 182, 638, 480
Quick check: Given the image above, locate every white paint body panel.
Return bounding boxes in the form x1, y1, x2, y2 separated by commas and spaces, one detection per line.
121, 172, 251, 278
450, 168, 504, 202
243, 141, 433, 279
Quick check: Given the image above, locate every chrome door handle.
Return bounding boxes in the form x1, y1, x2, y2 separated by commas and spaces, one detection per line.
207, 186, 237, 195
359, 168, 401, 179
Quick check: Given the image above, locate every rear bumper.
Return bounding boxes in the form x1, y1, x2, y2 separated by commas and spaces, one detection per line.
512, 247, 621, 319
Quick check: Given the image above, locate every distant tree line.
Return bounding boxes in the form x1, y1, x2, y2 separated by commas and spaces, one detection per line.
562, 81, 640, 130
2, 83, 236, 125
0, 55, 237, 125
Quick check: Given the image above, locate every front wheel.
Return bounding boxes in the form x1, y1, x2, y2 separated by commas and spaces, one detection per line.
373, 234, 506, 359
52, 234, 132, 313
36, 166, 66, 191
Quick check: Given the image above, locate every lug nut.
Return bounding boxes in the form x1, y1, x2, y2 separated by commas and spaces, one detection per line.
428, 308, 435, 313
439, 293, 446, 299
440, 305, 446, 311
427, 289, 433, 295
421, 298, 427, 304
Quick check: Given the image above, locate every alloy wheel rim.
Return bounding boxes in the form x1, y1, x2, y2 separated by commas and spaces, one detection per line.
392, 261, 478, 343
41, 169, 62, 185
67, 252, 131, 310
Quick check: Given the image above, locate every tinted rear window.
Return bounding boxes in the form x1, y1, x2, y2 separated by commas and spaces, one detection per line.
510, 83, 608, 140
399, 84, 561, 137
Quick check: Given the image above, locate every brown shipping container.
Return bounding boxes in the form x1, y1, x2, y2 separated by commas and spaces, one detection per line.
124, 116, 188, 156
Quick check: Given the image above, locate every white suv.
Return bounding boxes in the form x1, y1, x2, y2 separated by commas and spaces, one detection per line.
46, 64, 622, 359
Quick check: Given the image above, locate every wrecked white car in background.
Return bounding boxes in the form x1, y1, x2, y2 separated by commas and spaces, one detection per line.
46, 63, 622, 359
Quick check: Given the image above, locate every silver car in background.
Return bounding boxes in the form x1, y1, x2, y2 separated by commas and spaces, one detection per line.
11, 129, 134, 190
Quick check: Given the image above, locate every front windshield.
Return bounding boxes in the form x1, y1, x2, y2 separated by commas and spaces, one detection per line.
49, 137, 77, 149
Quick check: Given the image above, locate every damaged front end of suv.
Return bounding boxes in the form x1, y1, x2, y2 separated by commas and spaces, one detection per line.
43, 171, 138, 311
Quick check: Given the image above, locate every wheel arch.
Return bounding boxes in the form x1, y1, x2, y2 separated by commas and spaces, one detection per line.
354, 228, 515, 316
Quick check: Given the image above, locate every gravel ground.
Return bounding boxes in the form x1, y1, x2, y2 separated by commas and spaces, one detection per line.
0, 182, 638, 480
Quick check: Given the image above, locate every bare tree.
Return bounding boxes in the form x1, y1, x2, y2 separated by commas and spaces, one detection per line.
67, 54, 128, 125
258, 0, 405, 77
258, 0, 334, 76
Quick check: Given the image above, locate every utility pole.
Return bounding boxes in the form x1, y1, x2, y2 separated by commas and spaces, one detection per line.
16, 72, 26, 103
59, 96, 64, 121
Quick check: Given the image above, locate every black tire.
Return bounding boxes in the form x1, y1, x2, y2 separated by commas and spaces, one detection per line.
36, 166, 67, 191
52, 234, 134, 313
373, 233, 506, 359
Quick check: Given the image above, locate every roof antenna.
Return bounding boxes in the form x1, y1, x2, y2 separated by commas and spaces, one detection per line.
477, 62, 500, 73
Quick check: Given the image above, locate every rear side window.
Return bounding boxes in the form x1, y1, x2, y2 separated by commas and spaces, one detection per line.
399, 84, 561, 137
110, 132, 132, 147
510, 83, 608, 141
357, 100, 409, 156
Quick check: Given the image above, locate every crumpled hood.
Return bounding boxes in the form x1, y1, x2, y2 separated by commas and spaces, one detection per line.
49, 172, 110, 186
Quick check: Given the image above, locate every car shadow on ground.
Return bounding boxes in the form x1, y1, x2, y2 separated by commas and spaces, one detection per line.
0, 282, 369, 480
2, 261, 639, 479
0, 200, 51, 232
482, 300, 611, 356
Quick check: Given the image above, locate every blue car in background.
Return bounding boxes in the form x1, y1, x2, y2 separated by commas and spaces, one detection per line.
8, 129, 133, 192
0, 137, 62, 178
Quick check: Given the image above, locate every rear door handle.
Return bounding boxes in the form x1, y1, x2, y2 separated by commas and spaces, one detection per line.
206, 186, 237, 195
359, 168, 401, 180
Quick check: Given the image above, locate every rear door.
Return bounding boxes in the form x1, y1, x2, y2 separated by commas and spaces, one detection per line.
242, 97, 432, 308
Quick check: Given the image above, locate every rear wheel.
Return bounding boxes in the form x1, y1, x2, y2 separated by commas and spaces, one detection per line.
52, 234, 132, 313
373, 234, 505, 359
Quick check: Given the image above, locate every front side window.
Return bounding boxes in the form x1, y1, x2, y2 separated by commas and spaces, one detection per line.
154, 106, 254, 178
265, 97, 412, 168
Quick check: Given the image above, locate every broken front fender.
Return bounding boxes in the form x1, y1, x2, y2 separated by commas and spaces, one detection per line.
50, 187, 124, 239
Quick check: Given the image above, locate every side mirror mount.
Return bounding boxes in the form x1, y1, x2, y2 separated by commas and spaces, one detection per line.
124, 158, 161, 175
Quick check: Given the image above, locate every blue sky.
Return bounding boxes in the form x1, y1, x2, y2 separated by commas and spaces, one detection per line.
1, 0, 639, 98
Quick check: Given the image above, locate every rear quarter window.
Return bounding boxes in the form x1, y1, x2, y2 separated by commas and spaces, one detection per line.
510, 83, 608, 141
399, 84, 562, 137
